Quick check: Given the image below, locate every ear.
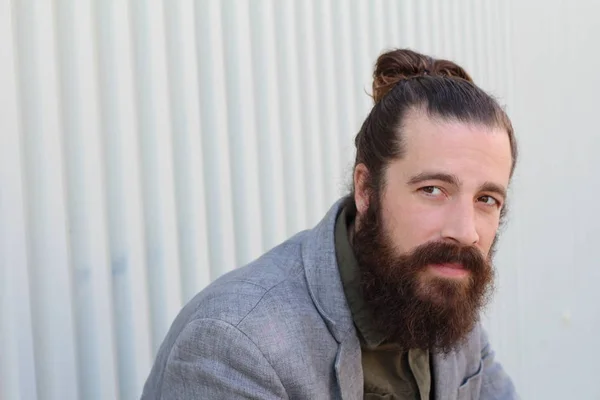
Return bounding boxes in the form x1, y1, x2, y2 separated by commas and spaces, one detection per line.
353, 163, 370, 214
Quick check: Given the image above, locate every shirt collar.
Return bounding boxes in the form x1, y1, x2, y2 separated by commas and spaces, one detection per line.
334, 205, 388, 349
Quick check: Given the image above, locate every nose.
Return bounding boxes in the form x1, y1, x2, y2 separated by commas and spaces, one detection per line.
441, 201, 479, 246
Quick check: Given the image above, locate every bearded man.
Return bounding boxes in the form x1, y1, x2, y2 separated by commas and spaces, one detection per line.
142, 48, 518, 400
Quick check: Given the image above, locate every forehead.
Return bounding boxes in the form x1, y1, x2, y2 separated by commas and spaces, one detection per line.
391, 110, 513, 188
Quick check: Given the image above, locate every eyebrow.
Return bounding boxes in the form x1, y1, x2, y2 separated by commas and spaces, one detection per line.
407, 171, 507, 200
407, 172, 461, 187
478, 182, 507, 200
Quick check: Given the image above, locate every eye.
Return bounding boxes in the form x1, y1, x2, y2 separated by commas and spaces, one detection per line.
478, 195, 500, 207
420, 186, 443, 196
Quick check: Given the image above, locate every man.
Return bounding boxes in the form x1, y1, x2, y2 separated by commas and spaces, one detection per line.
142, 49, 518, 399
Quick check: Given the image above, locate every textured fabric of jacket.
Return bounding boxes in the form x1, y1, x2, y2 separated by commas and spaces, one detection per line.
141, 198, 518, 400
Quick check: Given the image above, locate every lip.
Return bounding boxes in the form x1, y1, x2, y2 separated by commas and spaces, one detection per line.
429, 263, 469, 278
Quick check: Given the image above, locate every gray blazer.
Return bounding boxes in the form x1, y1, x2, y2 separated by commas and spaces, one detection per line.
142, 200, 517, 399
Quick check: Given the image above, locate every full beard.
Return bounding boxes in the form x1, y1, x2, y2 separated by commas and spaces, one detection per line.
351, 193, 495, 354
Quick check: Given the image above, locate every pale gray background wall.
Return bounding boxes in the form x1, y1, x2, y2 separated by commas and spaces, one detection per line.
505, 1, 600, 398
1, 1, 599, 399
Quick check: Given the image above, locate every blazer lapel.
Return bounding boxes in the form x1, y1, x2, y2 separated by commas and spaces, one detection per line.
302, 199, 364, 399
302, 198, 356, 341
432, 351, 459, 400
334, 334, 363, 400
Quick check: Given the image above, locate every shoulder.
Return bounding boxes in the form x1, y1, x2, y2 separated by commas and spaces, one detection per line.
183, 231, 308, 322
144, 230, 338, 397
159, 229, 325, 358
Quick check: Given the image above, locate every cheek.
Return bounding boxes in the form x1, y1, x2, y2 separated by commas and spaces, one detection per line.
476, 218, 500, 253
383, 200, 445, 249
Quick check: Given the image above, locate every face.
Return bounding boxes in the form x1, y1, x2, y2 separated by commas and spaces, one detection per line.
356, 110, 512, 262
352, 109, 513, 351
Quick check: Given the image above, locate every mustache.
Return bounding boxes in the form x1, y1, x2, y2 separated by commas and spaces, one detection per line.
408, 241, 488, 273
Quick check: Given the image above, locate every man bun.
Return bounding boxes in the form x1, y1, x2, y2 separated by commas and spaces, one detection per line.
372, 49, 474, 104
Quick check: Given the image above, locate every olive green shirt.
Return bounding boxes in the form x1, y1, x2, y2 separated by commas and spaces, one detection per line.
334, 206, 432, 400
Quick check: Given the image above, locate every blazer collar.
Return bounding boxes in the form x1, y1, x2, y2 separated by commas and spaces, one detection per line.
302, 197, 356, 343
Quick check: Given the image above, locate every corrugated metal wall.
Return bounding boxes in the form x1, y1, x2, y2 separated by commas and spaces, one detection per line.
0, 1, 514, 399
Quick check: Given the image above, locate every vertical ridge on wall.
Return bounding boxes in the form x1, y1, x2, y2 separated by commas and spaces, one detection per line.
220, 0, 264, 266
130, 0, 184, 353
55, 0, 119, 398
273, 1, 309, 236
249, 0, 289, 251
462, 1, 478, 79
349, 0, 372, 126
450, 2, 464, 64
194, 0, 237, 279
401, 0, 417, 49
95, 0, 153, 397
314, 0, 342, 202
501, 0, 516, 109
383, 0, 402, 51
295, 0, 327, 225
368, 1, 386, 57
438, 1, 451, 55
415, 0, 432, 53
483, 0, 496, 92
13, 1, 80, 398
0, 2, 36, 399
331, 0, 358, 179
430, 0, 443, 55
2, 2, 516, 398
163, 0, 212, 304
472, 0, 485, 84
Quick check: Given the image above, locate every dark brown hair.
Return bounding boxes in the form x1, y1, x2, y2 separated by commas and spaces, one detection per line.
349, 48, 517, 207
